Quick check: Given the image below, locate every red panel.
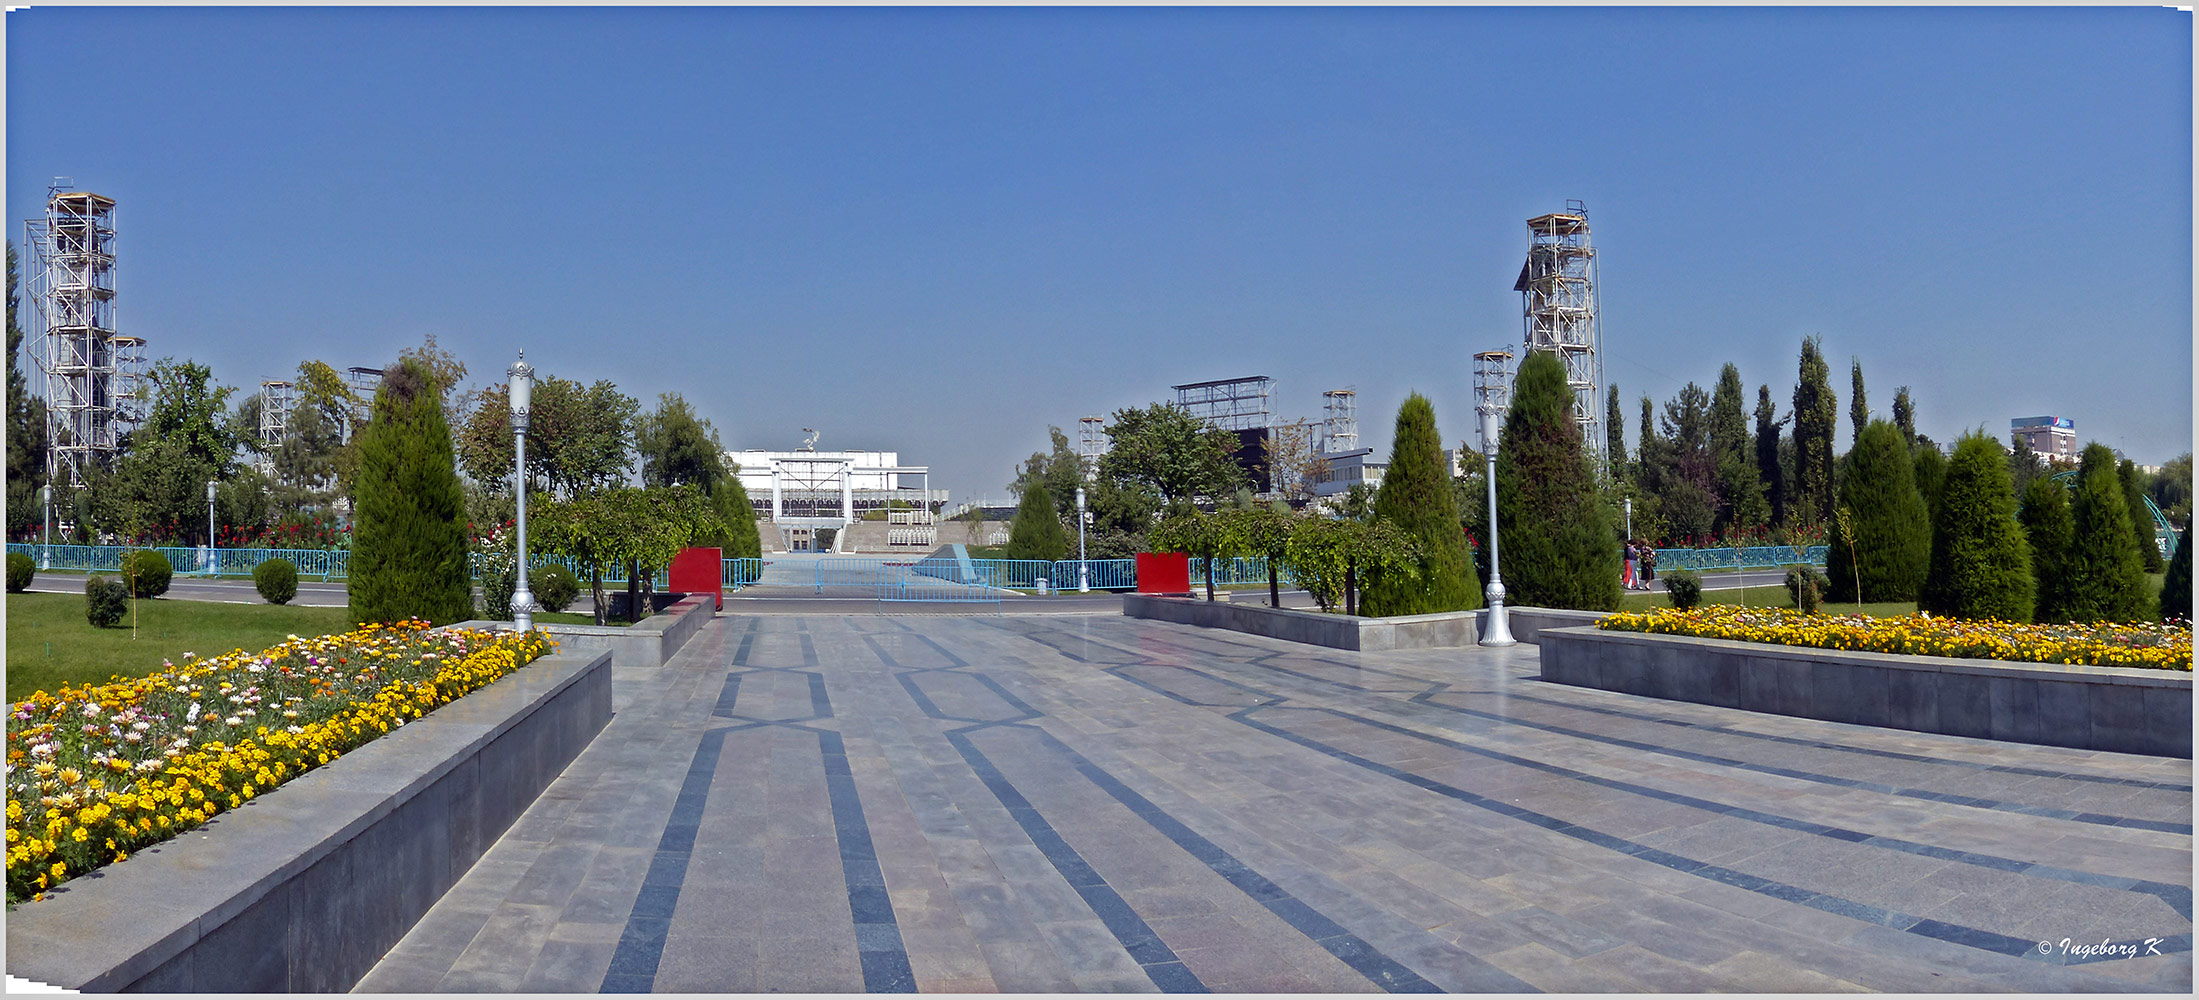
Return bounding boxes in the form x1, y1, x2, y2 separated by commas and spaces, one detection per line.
669, 546, 723, 610
1135, 552, 1191, 595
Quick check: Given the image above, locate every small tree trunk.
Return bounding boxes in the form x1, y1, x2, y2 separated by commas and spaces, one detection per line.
1345, 558, 1358, 616
591, 567, 607, 626
1204, 555, 1217, 602
1269, 562, 1280, 608
625, 559, 644, 622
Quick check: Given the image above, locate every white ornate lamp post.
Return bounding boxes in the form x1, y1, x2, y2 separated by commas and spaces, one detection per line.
40, 483, 51, 570
1474, 349, 1516, 647
509, 352, 536, 632
206, 480, 218, 576
1076, 486, 1089, 593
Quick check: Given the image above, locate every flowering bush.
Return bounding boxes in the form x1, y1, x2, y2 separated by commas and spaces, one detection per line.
1598, 605, 2191, 671
5, 621, 554, 902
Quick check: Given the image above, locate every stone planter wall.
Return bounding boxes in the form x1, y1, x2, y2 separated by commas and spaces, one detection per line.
493, 591, 716, 669
1538, 626, 2192, 758
6, 648, 615, 992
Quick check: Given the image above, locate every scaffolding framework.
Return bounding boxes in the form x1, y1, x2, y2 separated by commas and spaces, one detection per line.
1077, 416, 1108, 474
257, 380, 297, 474
1173, 375, 1274, 432
25, 182, 130, 488
342, 367, 384, 440
1321, 389, 1359, 454
1514, 200, 1605, 466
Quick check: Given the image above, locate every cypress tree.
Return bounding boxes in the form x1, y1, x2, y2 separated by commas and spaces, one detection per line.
1918, 431, 2033, 622
1824, 420, 1929, 602
2064, 444, 2150, 622
1363, 392, 1479, 615
2161, 523, 2191, 621
2018, 475, 2075, 623
1605, 384, 1626, 480
1891, 386, 1916, 449
1790, 336, 1837, 526
2118, 459, 2165, 572
1004, 483, 1069, 561
1710, 364, 1767, 534
348, 359, 473, 625
1755, 385, 1787, 527
1912, 444, 1948, 522
1494, 353, 1619, 610
1849, 358, 1869, 449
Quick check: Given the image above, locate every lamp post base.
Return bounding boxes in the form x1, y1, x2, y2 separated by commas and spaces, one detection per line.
1481, 582, 1517, 647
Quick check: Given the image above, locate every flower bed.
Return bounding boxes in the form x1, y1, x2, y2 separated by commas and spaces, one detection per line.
5, 621, 553, 902
1597, 605, 2191, 672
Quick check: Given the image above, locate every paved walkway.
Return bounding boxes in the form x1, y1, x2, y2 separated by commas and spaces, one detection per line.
357, 613, 2193, 993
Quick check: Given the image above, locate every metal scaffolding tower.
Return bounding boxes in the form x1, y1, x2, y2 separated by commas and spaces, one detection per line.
1173, 376, 1274, 431
1514, 200, 1605, 466
1321, 389, 1358, 454
25, 182, 130, 488
257, 380, 297, 474
1077, 416, 1108, 475
342, 367, 384, 440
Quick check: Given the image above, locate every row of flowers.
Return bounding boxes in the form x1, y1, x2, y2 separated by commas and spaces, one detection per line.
1597, 605, 2191, 671
5, 621, 555, 903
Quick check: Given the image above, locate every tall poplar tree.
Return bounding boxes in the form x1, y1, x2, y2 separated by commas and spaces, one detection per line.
1362, 393, 1478, 615
6, 242, 50, 536
2118, 458, 2165, 572
1709, 364, 1768, 534
348, 359, 473, 625
1790, 336, 1838, 526
2162, 523, 2191, 621
1605, 384, 1626, 480
1754, 385, 1788, 529
1849, 358, 1869, 448
1891, 386, 1917, 449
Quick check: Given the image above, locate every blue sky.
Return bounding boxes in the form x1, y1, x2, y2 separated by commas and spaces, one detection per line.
9, 6, 2191, 500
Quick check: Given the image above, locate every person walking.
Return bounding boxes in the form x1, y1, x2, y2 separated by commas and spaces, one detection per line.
1622, 539, 1638, 591
1638, 542, 1657, 590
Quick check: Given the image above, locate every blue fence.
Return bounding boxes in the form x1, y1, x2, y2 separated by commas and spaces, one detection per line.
1648, 546, 1830, 572
6, 544, 770, 592
1048, 559, 1138, 591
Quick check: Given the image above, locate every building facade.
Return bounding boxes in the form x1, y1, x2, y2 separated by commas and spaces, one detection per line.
2010, 417, 2078, 463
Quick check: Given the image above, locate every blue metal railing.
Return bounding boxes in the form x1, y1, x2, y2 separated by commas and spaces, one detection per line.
4, 543, 774, 590
1048, 559, 1138, 591
1648, 545, 1830, 573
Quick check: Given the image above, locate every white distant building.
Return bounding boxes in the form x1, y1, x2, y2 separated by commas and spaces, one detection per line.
2010, 416, 2078, 462
1311, 448, 1386, 498
726, 449, 945, 551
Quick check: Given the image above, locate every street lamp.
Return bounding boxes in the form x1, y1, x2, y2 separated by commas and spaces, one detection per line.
207, 480, 218, 576
1076, 486, 1089, 593
1473, 349, 1516, 647
1624, 497, 1633, 541
508, 351, 536, 632
40, 484, 51, 570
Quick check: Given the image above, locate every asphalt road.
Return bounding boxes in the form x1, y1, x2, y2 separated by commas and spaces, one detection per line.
23, 573, 353, 607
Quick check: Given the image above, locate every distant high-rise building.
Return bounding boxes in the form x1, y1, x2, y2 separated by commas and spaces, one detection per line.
2010, 416, 2077, 463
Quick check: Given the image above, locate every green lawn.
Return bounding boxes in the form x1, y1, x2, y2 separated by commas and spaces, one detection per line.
6, 592, 358, 701
532, 610, 631, 628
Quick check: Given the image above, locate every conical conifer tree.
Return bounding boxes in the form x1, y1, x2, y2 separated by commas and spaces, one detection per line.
2065, 444, 2150, 622
1918, 431, 2033, 622
2018, 475, 2076, 623
1362, 393, 1478, 615
2161, 523, 2191, 621
349, 359, 473, 625
1825, 420, 1929, 602
1495, 353, 1619, 610
2119, 459, 2165, 573
1004, 482, 1069, 561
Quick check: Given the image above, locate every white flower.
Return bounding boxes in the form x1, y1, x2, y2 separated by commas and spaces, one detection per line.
186, 702, 200, 723
135, 759, 163, 772
29, 742, 54, 758
224, 716, 243, 727
123, 732, 142, 743
131, 720, 151, 732
172, 737, 190, 748
81, 702, 102, 717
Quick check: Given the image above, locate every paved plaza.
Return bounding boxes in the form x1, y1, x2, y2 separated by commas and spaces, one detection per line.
357, 612, 2193, 993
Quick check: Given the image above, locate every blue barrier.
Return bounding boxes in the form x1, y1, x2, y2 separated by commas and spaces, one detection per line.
1649, 546, 1829, 572
1048, 559, 1137, 591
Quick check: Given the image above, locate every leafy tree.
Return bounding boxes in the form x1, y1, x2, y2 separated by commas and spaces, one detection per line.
397, 334, 469, 427
457, 375, 638, 497
1790, 335, 1838, 526
2006, 431, 2043, 499
1755, 385, 1788, 527
1012, 426, 1085, 517
1709, 364, 1768, 535
1362, 393, 1478, 615
86, 360, 239, 542
2061, 443, 2150, 623
1647, 382, 1717, 543
2148, 452, 2192, 528
1150, 505, 1245, 602
1824, 420, 1929, 602
1495, 351, 1620, 610
2118, 459, 2165, 572
1279, 515, 1417, 615
1605, 384, 1626, 480
1261, 419, 1323, 503
2162, 523, 2191, 621
1848, 358, 1868, 449
634, 392, 759, 559
2019, 475, 2075, 623
534, 485, 719, 624
1891, 386, 1917, 449
1918, 431, 2033, 622
1229, 504, 1297, 607
1912, 444, 1948, 522
1004, 482, 1070, 561
348, 359, 473, 626
6, 243, 50, 536
1098, 403, 1247, 505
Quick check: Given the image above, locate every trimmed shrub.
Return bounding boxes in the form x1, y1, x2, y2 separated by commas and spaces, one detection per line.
1664, 570, 1702, 610
1363, 392, 1479, 615
1785, 566, 1829, 613
2120, 459, 2166, 573
6, 552, 33, 593
2018, 475, 2075, 622
2064, 444, 2151, 623
1912, 445, 1948, 520
254, 557, 299, 605
1824, 420, 1930, 602
1495, 352, 1620, 610
1004, 483, 1070, 562
1918, 432, 2034, 622
349, 359, 474, 625
534, 563, 580, 613
85, 574, 128, 628
2163, 523, 2191, 621
121, 549, 173, 599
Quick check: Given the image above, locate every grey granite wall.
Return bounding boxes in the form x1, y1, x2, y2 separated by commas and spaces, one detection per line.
1539, 626, 2191, 758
